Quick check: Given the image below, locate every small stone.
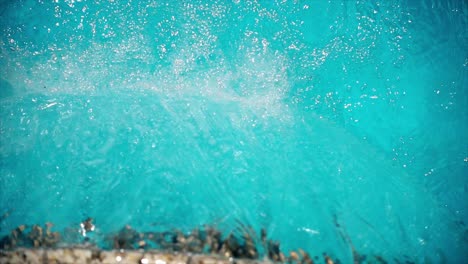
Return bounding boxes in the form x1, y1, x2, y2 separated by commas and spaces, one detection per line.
33, 239, 39, 248
298, 249, 313, 264
138, 240, 147, 249
324, 254, 334, 264
80, 218, 96, 237
290, 251, 299, 261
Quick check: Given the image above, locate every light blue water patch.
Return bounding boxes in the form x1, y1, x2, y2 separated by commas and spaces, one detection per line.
0, 91, 461, 259
1, 0, 467, 262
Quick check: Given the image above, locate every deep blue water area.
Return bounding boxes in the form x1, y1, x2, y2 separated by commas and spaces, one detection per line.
1, 0, 467, 262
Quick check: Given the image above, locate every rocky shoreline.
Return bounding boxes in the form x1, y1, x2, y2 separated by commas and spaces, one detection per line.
0, 220, 337, 264
0, 248, 268, 264
0, 218, 412, 264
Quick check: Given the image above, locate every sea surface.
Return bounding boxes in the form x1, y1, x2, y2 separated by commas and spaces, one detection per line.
0, 0, 467, 262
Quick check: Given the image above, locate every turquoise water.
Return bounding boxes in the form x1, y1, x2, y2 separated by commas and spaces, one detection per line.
0, 0, 467, 262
